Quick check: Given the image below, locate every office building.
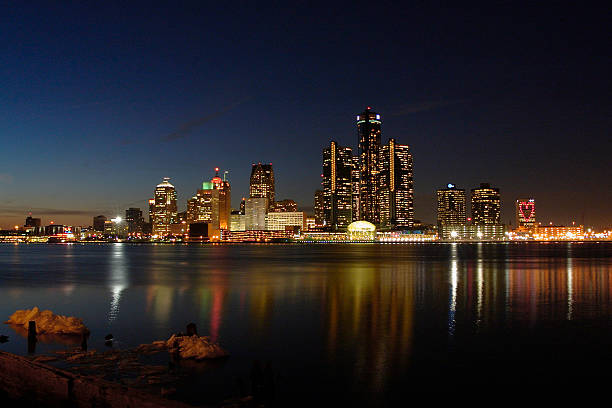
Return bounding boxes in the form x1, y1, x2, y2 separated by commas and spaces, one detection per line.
379, 139, 414, 229
245, 197, 267, 230
437, 184, 467, 226
125, 208, 144, 234
230, 210, 246, 231
270, 199, 298, 213
471, 183, 501, 225
210, 168, 231, 230
93, 215, 107, 232
250, 163, 275, 209
357, 107, 382, 224
25, 216, 41, 228
516, 198, 536, 228
151, 177, 178, 236
314, 190, 325, 226
265, 212, 305, 232
322, 141, 353, 230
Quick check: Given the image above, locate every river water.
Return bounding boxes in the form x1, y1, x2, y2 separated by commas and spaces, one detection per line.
1, 242, 612, 405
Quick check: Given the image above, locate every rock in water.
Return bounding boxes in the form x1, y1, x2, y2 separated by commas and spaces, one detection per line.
6, 307, 90, 335
166, 334, 228, 360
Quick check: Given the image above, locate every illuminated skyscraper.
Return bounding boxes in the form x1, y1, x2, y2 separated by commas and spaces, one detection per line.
379, 139, 414, 228
250, 163, 275, 209
210, 168, 231, 230
516, 198, 536, 228
357, 107, 382, 224
471, 183, 501, 225
152, 178, 177, 235
437, 184, 467, 226
314, 190, 325, 226
186, 168, 231, 232
351, 155, 360, 222
322, 141, 353, 230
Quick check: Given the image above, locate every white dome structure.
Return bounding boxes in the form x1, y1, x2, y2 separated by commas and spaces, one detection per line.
347, 221, 376, 241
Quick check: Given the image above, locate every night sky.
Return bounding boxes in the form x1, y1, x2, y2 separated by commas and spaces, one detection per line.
1, 2, 610, 228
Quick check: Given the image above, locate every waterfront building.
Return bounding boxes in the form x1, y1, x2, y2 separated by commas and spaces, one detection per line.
439, 224, 506, 241
229, 210, 246, 231
534, 224, 584, 240
516, 198, 536, 228
103, 220, 113, 235
110, 216, 128, 237
437, 184, 467, 226
314, 190, 325, 226
25, 216, 41, 227
379, 139, 414, 229
306, 216, 316, 230
265, 211, 305, 231
93, 215, 107, 232
245, 197, 267, 230
357, 107, 382, 224
270, 199, 298, 213
250, 163, 275, 209
125, 207, 144, 234
471, 183, 501, 225
168, 222, 188, 237
322, 141, 354, 230
151, 177, 178, 236
347, 220, 376, 241
45, 224, 66, 236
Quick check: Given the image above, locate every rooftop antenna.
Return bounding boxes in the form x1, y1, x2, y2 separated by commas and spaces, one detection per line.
223, 170, 228, 181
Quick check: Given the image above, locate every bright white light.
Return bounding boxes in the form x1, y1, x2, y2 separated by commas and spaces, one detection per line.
450, 231, 458, 238
477, 232, 483, 239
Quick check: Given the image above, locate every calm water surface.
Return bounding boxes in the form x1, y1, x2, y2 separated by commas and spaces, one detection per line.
1, 242, 612, 405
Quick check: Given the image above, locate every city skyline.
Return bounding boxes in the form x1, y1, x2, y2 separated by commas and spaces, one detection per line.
0, 3, 610, 228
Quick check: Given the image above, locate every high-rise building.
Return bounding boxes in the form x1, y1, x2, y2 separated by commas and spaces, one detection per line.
186, 169, 231, 233
379, 139, 414, 229
125, 208, 144, 234
351, 155, 360, 221
357, 107, 382, 224
211, 168, 231, 230
25, 216, 42, 227
152, 177, 178, 236
471, 183, 501, 225
250, 163, 275, 209
187, 182, 220, 228
322, 141, 353, 230
437, 184, 467, 226
240, 197, 246, 215
245, 197, 267, 230
270, 199, 298, 213
93, 215, 107, 232
516, 198, 536, 228
313, 190, 325, 226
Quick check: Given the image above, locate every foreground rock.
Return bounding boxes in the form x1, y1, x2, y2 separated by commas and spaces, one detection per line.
167, 334, 229, 360
137, 334, 228, 360
6, 307, 89, 335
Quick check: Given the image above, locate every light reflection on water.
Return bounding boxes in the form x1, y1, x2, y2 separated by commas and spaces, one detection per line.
0, 242, 612, 405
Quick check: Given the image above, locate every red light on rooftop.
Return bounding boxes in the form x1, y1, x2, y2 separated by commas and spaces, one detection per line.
215, 167, 219, 172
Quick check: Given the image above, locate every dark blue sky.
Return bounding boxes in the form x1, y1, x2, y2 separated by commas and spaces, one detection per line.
1, 1, 610, 228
